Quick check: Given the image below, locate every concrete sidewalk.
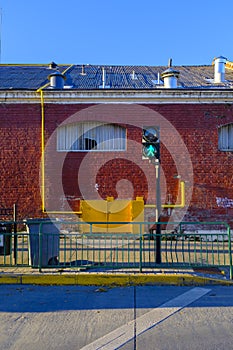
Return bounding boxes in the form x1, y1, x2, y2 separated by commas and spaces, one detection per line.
0, 266, 232, 286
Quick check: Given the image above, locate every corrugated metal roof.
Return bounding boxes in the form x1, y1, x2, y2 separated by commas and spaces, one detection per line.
1, 63, 233, 90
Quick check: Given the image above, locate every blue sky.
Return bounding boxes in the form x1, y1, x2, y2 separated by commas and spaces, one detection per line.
0, 0, 233, 66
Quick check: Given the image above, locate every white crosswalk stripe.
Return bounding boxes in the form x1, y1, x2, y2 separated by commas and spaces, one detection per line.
80, 287, 211, 350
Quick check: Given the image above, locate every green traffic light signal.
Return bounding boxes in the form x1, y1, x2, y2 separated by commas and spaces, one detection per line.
143, 143, 159, 158
142, 126, 160, 160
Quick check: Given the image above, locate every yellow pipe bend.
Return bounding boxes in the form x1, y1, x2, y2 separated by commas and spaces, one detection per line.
145, 180, 185, 209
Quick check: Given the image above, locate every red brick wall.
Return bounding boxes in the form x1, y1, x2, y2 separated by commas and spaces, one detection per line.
1, 102, 233, 224
0, 103, 42, 218
147, 103, 233, 224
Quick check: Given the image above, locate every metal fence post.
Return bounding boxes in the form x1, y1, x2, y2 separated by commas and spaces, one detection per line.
39, 222, 43, 272
139, 223, 143, 273
227, 225, 232, 280
156, 220, 161, 264
13, 204, 17, 265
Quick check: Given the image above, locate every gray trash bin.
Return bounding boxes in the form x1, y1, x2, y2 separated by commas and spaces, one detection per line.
0, 223, 12, 255
26, 219, 60, 267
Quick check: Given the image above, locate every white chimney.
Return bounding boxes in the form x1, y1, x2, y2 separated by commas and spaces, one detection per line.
214, 56, 227, 83
161, 67, 180, 88
48, 71, 66, 89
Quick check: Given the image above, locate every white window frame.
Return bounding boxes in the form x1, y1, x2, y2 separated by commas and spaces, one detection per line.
218, 123, 233, 151
57, 121, 126, 152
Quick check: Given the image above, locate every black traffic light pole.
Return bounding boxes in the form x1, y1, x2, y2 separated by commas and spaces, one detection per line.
13, 204, 17, 265
155, 161, 161, 264
142, 126, 161, 263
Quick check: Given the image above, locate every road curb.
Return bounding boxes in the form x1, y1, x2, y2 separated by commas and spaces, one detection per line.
0, 273, 232, 286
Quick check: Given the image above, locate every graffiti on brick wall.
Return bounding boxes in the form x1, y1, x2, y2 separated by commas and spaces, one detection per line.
216, 197, 233, 208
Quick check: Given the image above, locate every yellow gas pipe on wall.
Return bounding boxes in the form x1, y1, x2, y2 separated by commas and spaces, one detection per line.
36, 64, 83, 214
144, 180, 185, 209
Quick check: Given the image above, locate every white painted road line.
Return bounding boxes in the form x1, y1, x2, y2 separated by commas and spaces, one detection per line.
80, 287, 211, 350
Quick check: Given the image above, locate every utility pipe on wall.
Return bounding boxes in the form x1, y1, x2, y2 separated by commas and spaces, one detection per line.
36, 64, 83, 214
144, 180, 185, 209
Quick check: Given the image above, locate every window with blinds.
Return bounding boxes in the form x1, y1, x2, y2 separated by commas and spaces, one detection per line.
218, 124, 233, 151
57, 121, 126, 151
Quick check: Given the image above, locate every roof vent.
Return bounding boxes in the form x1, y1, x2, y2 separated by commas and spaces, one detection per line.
80, 64, 86, 76
48, 71, 66, 89
49, 61, 58, 69
161, 59, 180, 88
214, 56, 227, 83
102, 67, 106, 88
99, 67, 110, 88
157, 72, 161, 85
131, 70, 138, 80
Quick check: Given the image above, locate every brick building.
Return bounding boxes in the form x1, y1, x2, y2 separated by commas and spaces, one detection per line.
0, 57, 233, 225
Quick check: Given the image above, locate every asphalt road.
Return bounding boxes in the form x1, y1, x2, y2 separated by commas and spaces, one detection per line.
0, 284, 233, 350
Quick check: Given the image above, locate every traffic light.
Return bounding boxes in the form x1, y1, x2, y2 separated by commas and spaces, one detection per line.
142, 126, 160, 160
